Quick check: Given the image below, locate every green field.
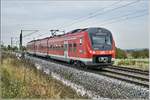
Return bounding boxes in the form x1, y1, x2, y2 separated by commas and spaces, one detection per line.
114, 59, 149, 71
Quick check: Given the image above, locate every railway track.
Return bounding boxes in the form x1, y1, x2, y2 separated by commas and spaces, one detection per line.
107, 65, 149, 75
26, 54, 149, 88
98, 67, 149, 88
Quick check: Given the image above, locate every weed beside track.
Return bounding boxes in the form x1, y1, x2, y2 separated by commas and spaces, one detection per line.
0, 53, 85, 99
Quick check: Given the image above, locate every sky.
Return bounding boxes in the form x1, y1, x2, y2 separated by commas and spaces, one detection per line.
1, 0, 149, 49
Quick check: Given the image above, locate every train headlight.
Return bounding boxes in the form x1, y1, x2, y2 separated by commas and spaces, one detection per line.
92, 51, 96, 54
90, 50, 92, 53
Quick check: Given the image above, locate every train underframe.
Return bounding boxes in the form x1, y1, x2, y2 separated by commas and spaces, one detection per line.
27, 52, 113, 69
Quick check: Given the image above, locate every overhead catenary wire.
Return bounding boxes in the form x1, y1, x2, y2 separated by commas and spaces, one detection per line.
19, 0, 144, 42
22, 30, 39, 38
99, 12, 148, 26
15, 30, 39, 44
56, 0, 122, 29
34, 0, 141, 39
59, 0, 141, 29
33, 12, 148, 41
18, 10, 147, 43
24, 0, 122, 39
76, 9, 147, 27
33, 33, 50, 40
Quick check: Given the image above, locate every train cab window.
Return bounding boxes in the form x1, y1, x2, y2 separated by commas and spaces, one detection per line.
80, 37, 82, 45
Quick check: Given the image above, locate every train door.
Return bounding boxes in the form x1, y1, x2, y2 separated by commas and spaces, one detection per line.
64, 41, 68, 58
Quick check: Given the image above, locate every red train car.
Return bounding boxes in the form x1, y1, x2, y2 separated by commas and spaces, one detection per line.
27, 27, 116, 67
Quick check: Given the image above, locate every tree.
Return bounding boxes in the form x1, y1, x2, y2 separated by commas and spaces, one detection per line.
7, 45, 11, 50
12, 46, 18, 51
1, 45, 7, 51
116, 48, 127, 59
22, 46, 26, 51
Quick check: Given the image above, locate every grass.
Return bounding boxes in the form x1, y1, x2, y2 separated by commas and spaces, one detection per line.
0, 53, 85, 99
114, 59, 149, 71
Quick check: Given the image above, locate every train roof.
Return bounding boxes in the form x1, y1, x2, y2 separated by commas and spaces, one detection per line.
27, 27, 111, 43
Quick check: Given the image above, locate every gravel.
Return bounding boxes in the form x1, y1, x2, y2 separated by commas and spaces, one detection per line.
26, 56, 149, 99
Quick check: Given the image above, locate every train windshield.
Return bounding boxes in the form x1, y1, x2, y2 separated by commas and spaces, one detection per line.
92, 35, 111, 45
87, 28, 113, 50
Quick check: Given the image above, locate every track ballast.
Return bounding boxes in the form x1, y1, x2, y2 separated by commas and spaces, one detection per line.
27, 54, 149, 88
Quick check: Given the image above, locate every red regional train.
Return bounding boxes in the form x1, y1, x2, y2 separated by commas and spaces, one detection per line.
27, 27, 116, 68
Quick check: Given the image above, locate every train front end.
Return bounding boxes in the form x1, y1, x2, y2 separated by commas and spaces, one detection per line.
86, 27, 115, 66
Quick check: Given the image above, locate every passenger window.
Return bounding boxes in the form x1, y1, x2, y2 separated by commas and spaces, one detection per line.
64, 44, 67, 51
69, 44, 72, 51
80, 37, 82, 45
61, 45, 64, 50
73, 43, 76, 47
73, 43, 77, 52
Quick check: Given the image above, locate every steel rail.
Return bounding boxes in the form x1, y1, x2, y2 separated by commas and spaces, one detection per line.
106, 65, 149, 75
101, 68, 149, 81
96, 72, 149, 88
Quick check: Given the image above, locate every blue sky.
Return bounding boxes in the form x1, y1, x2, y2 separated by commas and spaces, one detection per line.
1, 0, 149, 49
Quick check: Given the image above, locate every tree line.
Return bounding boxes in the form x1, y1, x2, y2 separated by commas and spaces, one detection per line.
1, 45, 26, 51
116, 48, 149, 59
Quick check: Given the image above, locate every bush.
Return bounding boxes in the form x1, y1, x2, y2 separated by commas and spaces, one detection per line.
131, 49, 149, 58
116, 48, 127, 59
